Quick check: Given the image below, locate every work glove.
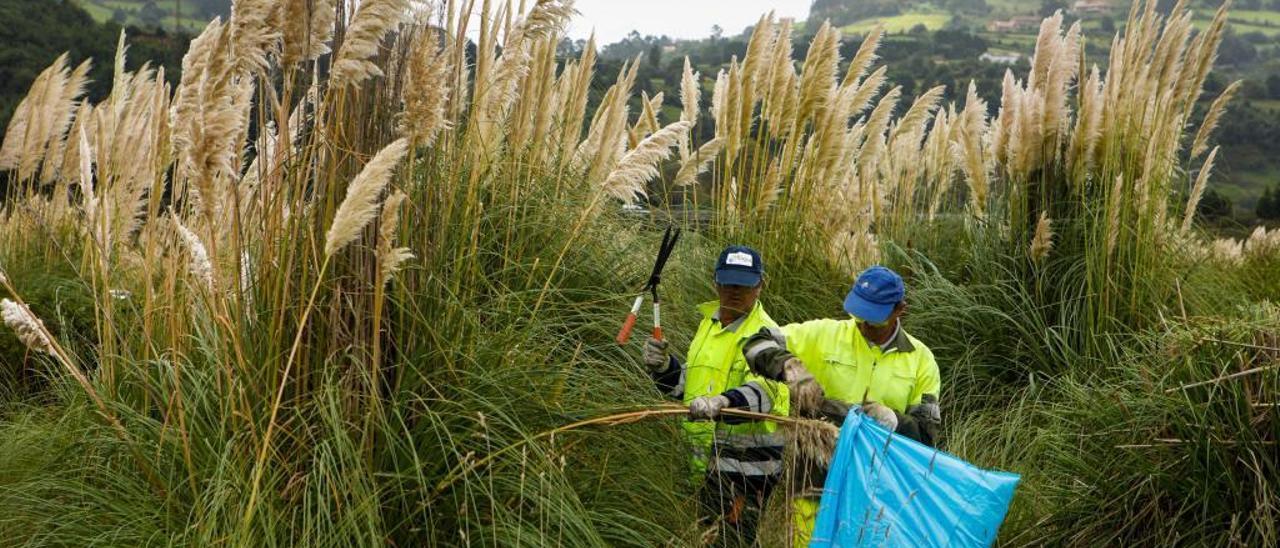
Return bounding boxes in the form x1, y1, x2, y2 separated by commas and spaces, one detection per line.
783, 358, 824, 418
642, 337, 669, 373
689, 395, 730, 421
862, 401, 899, 432
819, 399, 853, 425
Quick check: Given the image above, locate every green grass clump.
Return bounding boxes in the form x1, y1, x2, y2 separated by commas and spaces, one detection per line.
0, 1, 1276, 546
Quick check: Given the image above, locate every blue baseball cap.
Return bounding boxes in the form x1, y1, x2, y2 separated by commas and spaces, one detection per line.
714, 245, 764, 287
843, 265, 904, 323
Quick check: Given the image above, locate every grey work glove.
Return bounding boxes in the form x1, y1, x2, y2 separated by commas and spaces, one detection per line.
688, 395, 730, 421
783, 358, 824, 418
642, 337, 669, 373
862, 401, 899, 431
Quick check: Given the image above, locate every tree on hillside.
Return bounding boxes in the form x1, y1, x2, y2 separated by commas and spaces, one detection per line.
138, 1, 165, 27
1198, 188, 1234, 222
189, 0, 230, 18
1217, 30, 1258, 66
1040, 0, 1069, 17
1258, 184, 1280, 221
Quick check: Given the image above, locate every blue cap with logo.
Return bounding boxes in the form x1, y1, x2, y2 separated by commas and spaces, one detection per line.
714, 245, 764, 287
843, 265, 904, 323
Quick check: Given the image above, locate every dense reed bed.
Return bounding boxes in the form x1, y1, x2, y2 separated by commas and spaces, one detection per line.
0, 0, 1275, 545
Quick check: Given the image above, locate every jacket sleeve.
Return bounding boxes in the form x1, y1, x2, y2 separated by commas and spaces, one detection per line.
719, 369, 789, 423
741, 326, 792, 381
895, 347, 942, 447
779, 321, 822, 369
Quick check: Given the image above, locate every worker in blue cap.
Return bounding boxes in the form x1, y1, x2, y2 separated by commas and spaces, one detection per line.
740, 265, 942, 545
643, 245, 791, 546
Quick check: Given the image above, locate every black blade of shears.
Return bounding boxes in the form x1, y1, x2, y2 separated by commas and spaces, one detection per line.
646, 226, 680, 299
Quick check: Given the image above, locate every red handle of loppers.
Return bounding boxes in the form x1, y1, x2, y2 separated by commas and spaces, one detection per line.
616, 295, 645, 344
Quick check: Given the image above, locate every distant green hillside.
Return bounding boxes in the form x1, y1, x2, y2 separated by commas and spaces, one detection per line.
0, 0, 189, 132
75, 0, 227, 32
811, 0, 1280, 38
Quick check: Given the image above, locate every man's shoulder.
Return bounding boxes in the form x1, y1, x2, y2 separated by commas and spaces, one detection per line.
748, 301, 780, 327
900, 329, 937, 359
782, 317, 852, 338
787, 317, 850, 330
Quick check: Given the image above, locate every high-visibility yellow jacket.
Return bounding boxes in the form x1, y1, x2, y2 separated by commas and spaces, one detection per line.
775, 318, 942, 547
781, 318, 940, 414
653, 301, 790, 479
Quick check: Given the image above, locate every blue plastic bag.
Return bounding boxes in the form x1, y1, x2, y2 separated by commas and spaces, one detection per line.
809, 412, 1021, 547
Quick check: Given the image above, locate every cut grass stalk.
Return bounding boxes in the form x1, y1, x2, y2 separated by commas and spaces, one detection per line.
431, 404, 837, 500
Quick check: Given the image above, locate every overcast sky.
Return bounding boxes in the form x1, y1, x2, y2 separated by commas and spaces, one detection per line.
565, 0, 811, 44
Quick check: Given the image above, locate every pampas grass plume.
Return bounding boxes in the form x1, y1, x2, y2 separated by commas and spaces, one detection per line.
330, 0, 410, 87
325, 138, 410, 257
173, 215, 215, 290
377, 191, 414, 284
399, 27, 454, 145
2, 298, 54, 355
1181, 146, 1218, 233
600, 121, 691, 203
674, 136, 724, 186
282, 0, 336, 65
680, 57, 699, 126
1190, 80, 1239, 160
1030, 212, 1054, 261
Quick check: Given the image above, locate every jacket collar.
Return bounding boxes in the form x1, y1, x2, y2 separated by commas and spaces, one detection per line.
854, 319, 916, 353
883, 322, 916, 353
699, 300, 759, 333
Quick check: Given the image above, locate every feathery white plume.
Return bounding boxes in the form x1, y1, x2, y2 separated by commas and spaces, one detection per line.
330, 0, 410, 87
172, 215, 215, 290
680, 57, 700, 126
600, 121, 691, 203
1181, 146, 1218, 233
674, 137, 724, 186
1030, 212, 1054, 262
2, 299, 54, 355
377, 191, 414, 285
325, 138, 410, 257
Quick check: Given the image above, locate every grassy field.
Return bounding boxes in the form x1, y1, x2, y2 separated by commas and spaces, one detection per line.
1254, 99, 1280, 112
1231, 9, 1280, 24
842, 12, 953, 34
75, 0, 208, 31
978, 31, 1040, 51
1191, 14, 1280, 37
75, 0, 115, 23
985, 0, 1041, 16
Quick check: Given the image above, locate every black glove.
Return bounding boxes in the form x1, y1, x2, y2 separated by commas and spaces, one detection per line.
819, 399, 852, 424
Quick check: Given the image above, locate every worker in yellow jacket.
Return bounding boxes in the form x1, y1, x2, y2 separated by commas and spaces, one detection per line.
644, 245, 790, 546
741, 265, 942, 545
